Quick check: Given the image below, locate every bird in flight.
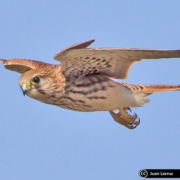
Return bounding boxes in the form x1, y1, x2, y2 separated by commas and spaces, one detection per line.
1, 39, 180, 129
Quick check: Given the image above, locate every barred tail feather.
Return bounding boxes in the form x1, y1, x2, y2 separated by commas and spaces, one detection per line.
120, 83, 180, 107
121, 82, 180, 94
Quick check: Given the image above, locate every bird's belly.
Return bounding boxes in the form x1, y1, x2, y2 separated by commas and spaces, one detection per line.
57, 87, 121, 112
58, 97, 118, 112
55, 75, 137, 112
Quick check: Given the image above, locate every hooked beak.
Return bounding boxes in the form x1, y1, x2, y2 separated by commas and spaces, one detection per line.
21, 83, 31, 96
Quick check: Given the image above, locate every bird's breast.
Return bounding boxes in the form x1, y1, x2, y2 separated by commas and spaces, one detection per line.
54, 75, 121, 111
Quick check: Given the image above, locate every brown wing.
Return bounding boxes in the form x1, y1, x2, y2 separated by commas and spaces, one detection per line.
53, 40, 180, 80
0, 59, 51, 74
54, 39, 95, 60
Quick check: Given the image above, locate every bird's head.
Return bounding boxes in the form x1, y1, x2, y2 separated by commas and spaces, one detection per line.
19, 67, 65, 104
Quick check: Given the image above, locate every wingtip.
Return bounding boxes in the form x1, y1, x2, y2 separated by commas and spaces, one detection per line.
53, 39, 96, 61
78, 39, 95, 48
86, 39, 95, 46
89, 39, 95, 43
0, 59, 6, 64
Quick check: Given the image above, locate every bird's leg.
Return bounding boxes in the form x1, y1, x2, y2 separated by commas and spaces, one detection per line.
109, 107, 140, 129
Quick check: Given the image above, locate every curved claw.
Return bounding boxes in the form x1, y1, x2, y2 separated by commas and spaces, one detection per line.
129, 124, 136, 129
131, 113, 140, 126
133, 113, 140, 122
109, 108, 141, 129
127, 124, 136, 129
127, 107, 132, 112
128, 118, 140, 129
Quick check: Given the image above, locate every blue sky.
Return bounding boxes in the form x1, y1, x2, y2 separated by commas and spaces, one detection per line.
0, 0, 180, 179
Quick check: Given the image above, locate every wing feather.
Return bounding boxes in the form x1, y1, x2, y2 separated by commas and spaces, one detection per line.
53, 40, 180, 80
0, 59, 51, 74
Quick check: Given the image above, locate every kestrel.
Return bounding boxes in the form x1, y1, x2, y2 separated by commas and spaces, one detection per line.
1, 39, 180, 129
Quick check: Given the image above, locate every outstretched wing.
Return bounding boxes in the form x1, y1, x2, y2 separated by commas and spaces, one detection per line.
54, 40, 180, 80
0, 59, 51, 74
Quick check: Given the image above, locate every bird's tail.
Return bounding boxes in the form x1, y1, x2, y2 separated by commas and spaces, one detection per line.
121, 82, 180, 94
120, 83, 180, 107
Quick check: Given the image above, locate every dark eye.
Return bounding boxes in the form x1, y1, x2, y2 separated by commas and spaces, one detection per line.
32, 76, 40, 84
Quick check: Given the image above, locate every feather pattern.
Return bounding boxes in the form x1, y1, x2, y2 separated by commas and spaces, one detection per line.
53, 40, 180, 80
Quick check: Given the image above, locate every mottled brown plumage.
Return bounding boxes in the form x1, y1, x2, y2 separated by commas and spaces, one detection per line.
1, 39, 180, 129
